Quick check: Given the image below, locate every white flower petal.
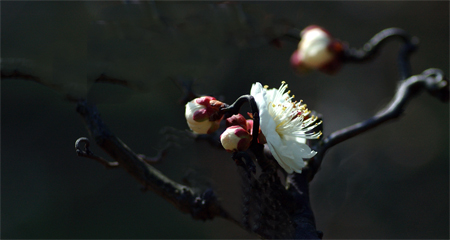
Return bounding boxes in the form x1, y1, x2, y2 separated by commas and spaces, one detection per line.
250, 81, 321, 173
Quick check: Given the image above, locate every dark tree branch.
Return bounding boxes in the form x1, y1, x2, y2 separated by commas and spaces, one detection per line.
75, 137, 120, 168
343, 28, 418, 62
1, 70, 147, 101
308, 68, 448, 181
2, 70, 42, 84
172, 93, 322, 239
94, 74, 147, 92
343, 27, 419, 79
136, 143, 172, 165
1, 70, 83, 102
287, 172, 322, 239
231, 144, 321, 239
75, 100, 239, 224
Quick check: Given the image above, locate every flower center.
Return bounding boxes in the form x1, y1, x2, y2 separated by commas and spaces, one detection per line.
267, 82, 322, 140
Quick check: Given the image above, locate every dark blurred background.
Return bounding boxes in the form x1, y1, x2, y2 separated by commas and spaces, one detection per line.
1, 1, 448, 239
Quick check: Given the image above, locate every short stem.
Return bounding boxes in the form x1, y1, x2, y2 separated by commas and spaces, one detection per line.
222, 94, 260, 145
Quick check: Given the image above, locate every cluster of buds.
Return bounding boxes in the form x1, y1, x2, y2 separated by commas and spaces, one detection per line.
290, 25, 345, 75
185, 26, 340, 154
185, 97, 255, 152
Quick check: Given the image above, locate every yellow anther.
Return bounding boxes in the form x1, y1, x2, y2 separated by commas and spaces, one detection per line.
287, 90, 291, 94
264, 85, 269, 89
281, 81, 286, 84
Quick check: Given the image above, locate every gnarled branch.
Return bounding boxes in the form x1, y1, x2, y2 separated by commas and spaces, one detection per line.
343, 27, 419, 79
75, 100, 239, 224
308, 68, 448, 181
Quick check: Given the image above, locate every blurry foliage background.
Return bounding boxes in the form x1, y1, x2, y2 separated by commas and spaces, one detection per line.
1, 1, 449, 239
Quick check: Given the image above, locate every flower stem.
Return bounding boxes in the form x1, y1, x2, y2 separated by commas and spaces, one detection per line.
222, 94, 260, 145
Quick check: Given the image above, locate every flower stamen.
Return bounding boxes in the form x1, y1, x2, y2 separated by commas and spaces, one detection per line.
250, 81, 322, 173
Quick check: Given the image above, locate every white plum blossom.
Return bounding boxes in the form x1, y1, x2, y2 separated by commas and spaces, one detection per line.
250, 81, 322, 173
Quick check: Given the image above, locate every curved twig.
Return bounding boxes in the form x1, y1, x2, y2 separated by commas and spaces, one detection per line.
343, 27, 419, 79
308, 68, 448, 181
344, 28, 417, 62
75, 137, 120, 168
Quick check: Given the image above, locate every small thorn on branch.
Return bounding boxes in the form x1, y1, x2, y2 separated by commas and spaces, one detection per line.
75, 137, 120, 168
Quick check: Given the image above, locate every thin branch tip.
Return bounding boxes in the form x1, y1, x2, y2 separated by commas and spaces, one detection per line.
75, 137, 120, 168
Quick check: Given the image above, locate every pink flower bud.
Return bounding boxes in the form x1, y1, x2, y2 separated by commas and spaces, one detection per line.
290, 25, 344, 75
225, 114, 248, 130
220, 126, 252, 152
245, 119, 266, 144
185, 96, 224, 134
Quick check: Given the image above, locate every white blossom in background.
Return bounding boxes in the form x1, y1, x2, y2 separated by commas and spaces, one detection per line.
290, 25, 344, 75
250, 81, 322, 173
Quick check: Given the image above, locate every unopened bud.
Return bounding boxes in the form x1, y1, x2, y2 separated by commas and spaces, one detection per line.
290, 25, 344, 75
185, 96, 224, 134
225, 114, 248, 130
220, 126, 252, 152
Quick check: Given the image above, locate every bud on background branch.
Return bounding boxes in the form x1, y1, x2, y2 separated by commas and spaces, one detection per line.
290, 25, 345, 75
